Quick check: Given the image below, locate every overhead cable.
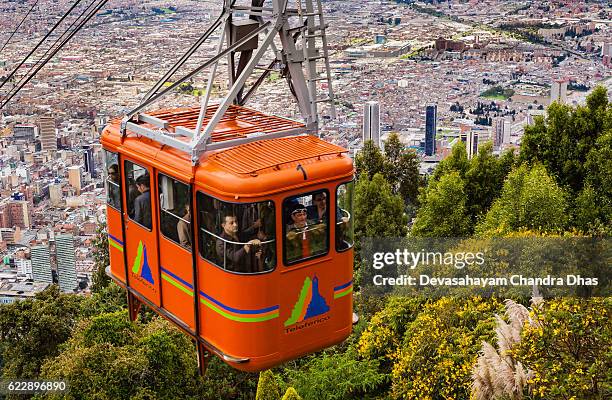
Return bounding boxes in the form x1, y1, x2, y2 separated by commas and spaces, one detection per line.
0, 0, 38, 54
1, 0, 103, 105
0, 0, 83, 92
0, 0, 109, 109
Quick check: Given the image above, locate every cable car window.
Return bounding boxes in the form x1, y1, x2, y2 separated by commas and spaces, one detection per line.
158, 174, 191, 250
336, 181, 354, 251
196, 192, 276, 274
104, 150, 121, 211
125, 161, 151, 230
283, 190, 329, 265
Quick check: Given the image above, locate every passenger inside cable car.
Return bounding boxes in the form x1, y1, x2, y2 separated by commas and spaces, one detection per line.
198, 195, 276, 274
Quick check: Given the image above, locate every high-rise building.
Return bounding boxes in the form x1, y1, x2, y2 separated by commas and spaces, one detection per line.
493, 118, 511, 150
550, 79, 568, 104
12, 125, 37, 142
363, 101, 381, 148
31, 245, 53, 284
49, 183, 63, 207
15, 258, 32, 278
0, 199, 32, 229
425, 104, 437, 156
466, 131, 479, 159
55, 235, 77, 293
38, 116, 57, 153
82, 145, 96, 178
68, 166, 82, 194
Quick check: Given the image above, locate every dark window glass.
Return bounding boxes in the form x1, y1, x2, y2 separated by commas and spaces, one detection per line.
125, 161, 151, 230
336, 181, 354, 251
283, 190, 329, 265
197, 192, 275, 274
159, 174, 191, 250
104, 151, 121, 210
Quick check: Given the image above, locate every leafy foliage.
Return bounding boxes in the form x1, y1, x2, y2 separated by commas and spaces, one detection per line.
412, 171, 471, 237
390, 297, 504, 399
354, 173, 408, 239
476, 164, 569, 236
256, 370, 281, 400
511, 298, 611, 399
0, 286, 82, 379
356, 135, 423, 209
40, 314, 206, 400
521, 85, 611, 194
357, 296, 425, 362
281, 387, 303, 400
382, 133, 423, 208
91, 222, 111, 293
283, 348, 387, 400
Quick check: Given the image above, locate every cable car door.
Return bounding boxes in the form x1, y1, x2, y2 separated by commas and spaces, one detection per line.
104, 150, 126, 284
122, 159, 161, 306
280, 189, 334, 350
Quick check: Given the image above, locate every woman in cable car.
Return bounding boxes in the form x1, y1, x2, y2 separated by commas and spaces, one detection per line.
101, 107, 355, 373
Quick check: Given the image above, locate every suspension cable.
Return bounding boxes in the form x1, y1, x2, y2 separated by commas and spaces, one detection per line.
1, 0, 102, 105
0, 0, 83, 92
0, 1, 38, 54
0, 0, 108, 109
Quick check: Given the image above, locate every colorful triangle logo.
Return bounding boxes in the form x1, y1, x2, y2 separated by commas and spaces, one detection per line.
131, 241, 154, 285
284, 276, 329, 327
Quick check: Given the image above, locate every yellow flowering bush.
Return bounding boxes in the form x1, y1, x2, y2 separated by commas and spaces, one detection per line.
511, 297, 611, 399
357, 296, 425, 362
390, 297, 503, 399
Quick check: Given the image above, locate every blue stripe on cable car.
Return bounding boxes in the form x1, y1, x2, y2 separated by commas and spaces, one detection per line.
108, 233, 124, 246
160, 267, 193, 289
199, 291, 279, 315
334, 280, 353, 292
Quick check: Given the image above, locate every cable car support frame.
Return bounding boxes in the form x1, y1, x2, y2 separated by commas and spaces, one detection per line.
119, 0, 337, 166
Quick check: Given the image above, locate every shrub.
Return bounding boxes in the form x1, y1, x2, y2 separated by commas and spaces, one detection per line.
256, 370, 281, 400
511, 297, 611, 399
390, 297, 504, 399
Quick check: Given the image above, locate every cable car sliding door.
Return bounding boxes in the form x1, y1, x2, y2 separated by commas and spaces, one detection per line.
122, 159, 161, 306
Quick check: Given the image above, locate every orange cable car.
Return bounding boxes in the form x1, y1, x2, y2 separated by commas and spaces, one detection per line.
103, 105, 355, 372
102, 0, 354, 373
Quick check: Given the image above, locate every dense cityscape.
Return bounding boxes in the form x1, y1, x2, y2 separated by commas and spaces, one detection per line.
0, 0, 610, 303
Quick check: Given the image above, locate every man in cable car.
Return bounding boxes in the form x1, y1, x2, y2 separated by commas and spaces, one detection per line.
285, 203, 326, 262
134, 174, 152, 229
216, 214, 262, 273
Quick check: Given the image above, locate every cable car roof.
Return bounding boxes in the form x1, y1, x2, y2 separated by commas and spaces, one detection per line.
102, 106, 353, 198
143, 104, 305, 144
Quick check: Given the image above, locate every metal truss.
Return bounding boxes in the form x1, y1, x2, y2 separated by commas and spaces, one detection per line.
120, 0, 336, 165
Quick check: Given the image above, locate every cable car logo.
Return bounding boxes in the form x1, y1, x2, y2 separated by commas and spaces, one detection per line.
131, 241, 154, 285
284, 276, 330, 331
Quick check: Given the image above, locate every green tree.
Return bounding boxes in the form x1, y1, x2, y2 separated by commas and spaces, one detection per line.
382, 133, 423, 208
40, 314, 207, 400
432, 141, 470, 181
354, 173, 408, 239
411, 171, 471, 237
580, 130, 612, 233
283, 348, 386, 400
0, 286, 82, 379
256, 370, 281, 400
355, 140, 385, 180
476, 164, 569, 236
464, 142, 516, 223
91, 222, 111, 293
521, 85, 610, 193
